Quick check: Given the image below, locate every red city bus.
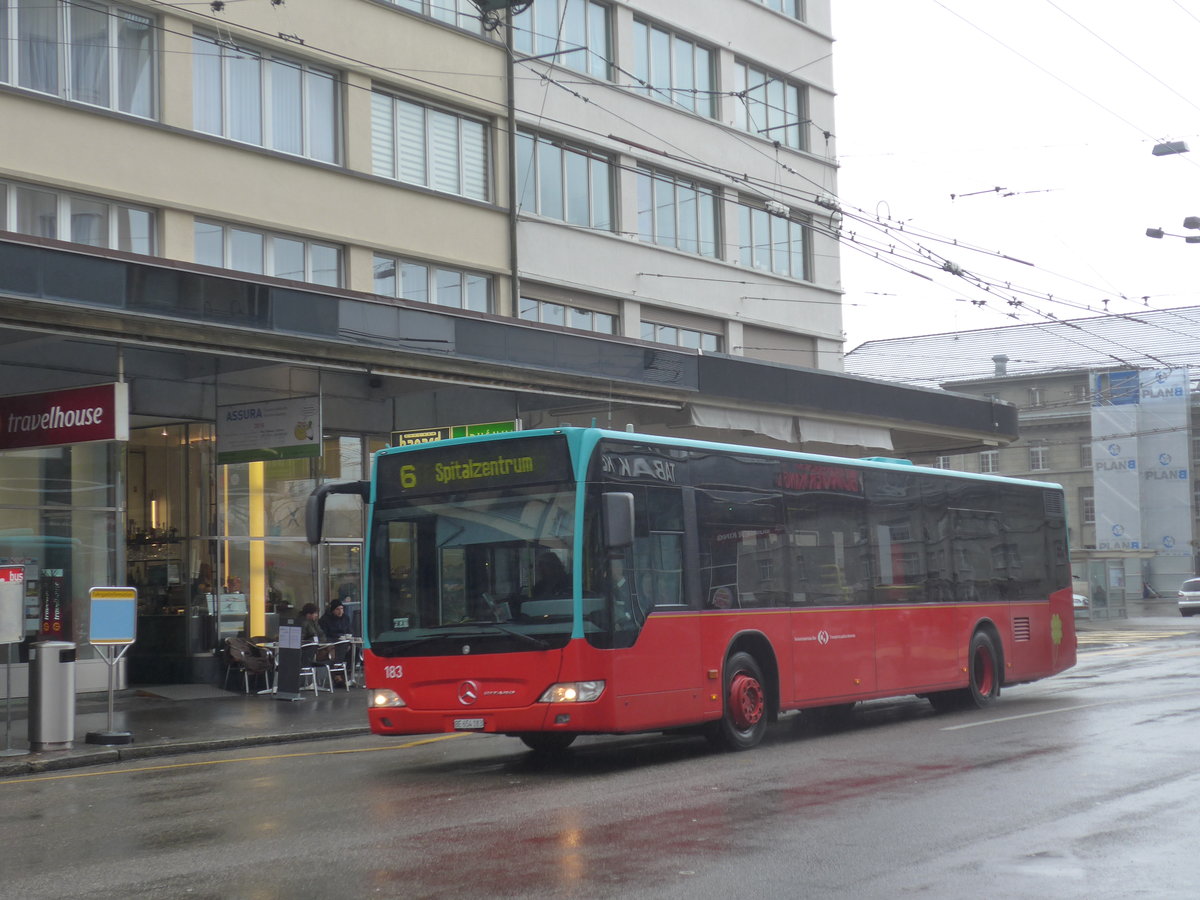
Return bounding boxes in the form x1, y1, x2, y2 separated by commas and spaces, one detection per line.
307, 428, 1076, 752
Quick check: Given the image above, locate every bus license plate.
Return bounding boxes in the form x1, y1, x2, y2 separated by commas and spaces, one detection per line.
454, 718, 485, 730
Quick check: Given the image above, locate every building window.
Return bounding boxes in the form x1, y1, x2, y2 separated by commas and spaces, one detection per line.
1079, 487, 1095, 525
385, 0, 483, 33
370, 92, 488, 202
373, 254, 491, 312
520, 298, 615, 334
631, 19, 715, 117
515, 131, 613, 230
738, 203, 809, 279
196, 220, 341, 286
2, 179, 155, 254
934, 456, 951, 470
1028, 443, 1048, 471
751, 0, 805, 19
1072, 382, 1090, 403
2, 1, 154, 117
732, 61, 807, 151
1028, 387, 1044, 408
1079, 441, 1092, 468
512, 0, 611, 80
979, 449, 998, 474
193, 33, 338, 163
636, 166, 718, 257
641, 321, 720, 351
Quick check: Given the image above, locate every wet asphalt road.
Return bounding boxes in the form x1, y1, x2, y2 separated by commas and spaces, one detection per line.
2, 621, 1198, 899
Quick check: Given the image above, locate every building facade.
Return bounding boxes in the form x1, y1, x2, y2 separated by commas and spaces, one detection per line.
0, 0, 1014, 693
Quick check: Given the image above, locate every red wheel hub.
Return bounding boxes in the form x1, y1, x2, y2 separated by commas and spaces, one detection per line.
729, 671, 764, 730
973, 648, 995, 695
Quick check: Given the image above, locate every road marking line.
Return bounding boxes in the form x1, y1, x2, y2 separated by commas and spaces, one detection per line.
0, 732, 470, 786
941, 688, 1200, 731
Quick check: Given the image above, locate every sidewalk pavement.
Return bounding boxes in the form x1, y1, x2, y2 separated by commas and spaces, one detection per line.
0, 681, 371, 779
1, 614, 1194, 779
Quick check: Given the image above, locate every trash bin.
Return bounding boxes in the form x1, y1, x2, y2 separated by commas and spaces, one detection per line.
29, 641, 76, 751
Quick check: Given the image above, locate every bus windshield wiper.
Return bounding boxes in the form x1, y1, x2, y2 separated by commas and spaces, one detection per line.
466, 621, 551, 650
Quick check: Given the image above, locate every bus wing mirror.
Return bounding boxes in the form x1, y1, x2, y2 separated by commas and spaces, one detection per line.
306, 480, 369, 544
602, 492, 634, 553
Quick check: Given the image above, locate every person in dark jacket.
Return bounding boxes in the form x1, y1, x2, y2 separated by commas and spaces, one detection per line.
319, 599, 353, 640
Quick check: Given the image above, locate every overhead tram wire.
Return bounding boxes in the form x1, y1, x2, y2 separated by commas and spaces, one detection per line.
1045, 0, 1200, 119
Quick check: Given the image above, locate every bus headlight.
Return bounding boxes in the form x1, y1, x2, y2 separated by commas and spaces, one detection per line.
538, 681, 605, 703
370, 689, 406, 708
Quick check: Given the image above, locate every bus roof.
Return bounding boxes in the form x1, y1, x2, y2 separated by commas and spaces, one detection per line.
375, 427, 1064, 492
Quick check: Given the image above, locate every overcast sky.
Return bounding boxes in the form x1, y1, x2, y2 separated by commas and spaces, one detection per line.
830, 1, 1200, 351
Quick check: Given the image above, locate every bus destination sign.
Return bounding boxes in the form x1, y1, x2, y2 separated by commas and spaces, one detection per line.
377, 435, 572, 500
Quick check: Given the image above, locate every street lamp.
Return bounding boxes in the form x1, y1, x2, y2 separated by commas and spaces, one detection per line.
1146, 219, 1200, 243
1152, 140, 1190, 156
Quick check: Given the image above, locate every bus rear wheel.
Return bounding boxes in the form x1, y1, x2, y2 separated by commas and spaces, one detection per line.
708, 651, 768, 751
965, 631, 1001, 708
518, 733, 577, 754
928, 630, 1001, 712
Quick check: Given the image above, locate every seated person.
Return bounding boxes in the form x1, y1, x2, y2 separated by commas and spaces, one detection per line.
295, 603, 326, 643
319, 599, 353, 641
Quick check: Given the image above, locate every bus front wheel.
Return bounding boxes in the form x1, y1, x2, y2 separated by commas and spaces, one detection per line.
709, 651, 768, 751
518, 733, 577, 754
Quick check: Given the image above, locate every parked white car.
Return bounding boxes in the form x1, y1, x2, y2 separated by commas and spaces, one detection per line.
1178, 578, 1200, 617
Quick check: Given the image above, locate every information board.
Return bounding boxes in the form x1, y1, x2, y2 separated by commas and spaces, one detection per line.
88, 587, 138, 644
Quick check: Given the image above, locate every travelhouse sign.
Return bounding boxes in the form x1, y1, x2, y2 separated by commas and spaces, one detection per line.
0, 383, 129, 451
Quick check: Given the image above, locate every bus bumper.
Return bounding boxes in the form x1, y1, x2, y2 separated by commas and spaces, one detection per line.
368, 701, 612, 737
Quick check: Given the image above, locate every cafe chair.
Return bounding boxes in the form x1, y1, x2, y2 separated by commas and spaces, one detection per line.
298, 641, 331, 694
223, 636, 274, 693
321, 640, 352, 692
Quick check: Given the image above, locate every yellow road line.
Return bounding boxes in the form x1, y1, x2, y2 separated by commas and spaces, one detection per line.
0, 732, 471, 786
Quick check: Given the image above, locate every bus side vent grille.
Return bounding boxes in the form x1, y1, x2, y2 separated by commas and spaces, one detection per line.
1043, 490, 1065, 518
1013, 617, 1031, 642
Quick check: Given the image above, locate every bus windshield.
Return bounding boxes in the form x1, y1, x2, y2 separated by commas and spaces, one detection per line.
368, 485, 580, 654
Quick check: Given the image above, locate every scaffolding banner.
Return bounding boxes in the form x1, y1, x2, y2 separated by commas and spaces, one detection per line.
1092, 371, 1141, 551
1137, 369, 1192, 557
1091, 369, 1191, 556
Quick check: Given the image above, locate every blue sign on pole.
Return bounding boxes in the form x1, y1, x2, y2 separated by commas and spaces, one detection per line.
88, 588, 137, 644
